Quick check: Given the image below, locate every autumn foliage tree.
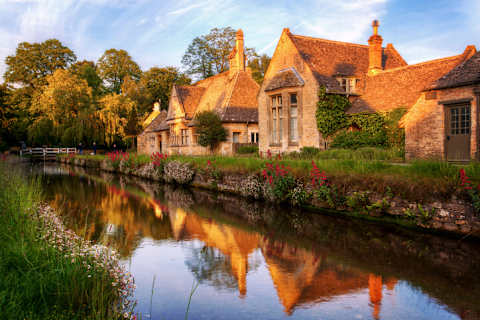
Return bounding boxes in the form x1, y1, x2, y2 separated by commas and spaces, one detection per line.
97, 93, 135, 146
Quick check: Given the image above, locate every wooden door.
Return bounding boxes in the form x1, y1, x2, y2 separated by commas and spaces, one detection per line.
445, 104, 471, 161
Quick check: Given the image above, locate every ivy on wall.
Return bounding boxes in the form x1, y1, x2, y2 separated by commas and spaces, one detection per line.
315, 86, 407, 149
315, 86, 350, 139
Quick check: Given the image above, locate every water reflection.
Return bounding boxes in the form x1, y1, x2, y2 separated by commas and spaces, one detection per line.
38, 164, 480, 320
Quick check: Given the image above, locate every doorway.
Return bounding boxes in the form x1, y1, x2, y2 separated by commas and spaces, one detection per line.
445, 103, 471, 161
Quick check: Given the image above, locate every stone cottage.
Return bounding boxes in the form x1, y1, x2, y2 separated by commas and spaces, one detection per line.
137, 103, 167, 156
137, 29, 259, 156
401, 52, 480, 160
258, 21, 477, 158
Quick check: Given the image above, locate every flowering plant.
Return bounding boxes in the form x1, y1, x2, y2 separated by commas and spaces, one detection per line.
459, 168, 480, 214
150, 152, 168, 176
262, 161, 295, 202
205, 159, 222, 181
310, 161, 342, 208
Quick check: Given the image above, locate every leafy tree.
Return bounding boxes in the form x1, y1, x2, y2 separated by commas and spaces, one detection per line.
248, 54, 271, 84
97, 49, 142, 94
123, 67, 191, 115
4, 39, 76, 88
182, 27, 257, 80
30, 69, 92, 125
97, 93, 135, 146
69, 60, 104, 97
194, 111, 227, 151
315, 86, 350, 143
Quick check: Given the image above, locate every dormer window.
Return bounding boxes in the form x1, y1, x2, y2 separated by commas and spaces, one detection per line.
337, 77, 357, 94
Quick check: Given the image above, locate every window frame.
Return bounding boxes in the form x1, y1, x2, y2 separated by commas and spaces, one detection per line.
289, 93, 298, 143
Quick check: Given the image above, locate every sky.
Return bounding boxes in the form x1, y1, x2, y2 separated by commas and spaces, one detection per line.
0, 0, 479, 79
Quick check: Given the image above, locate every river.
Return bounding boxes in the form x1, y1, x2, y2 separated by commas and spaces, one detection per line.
32, 163, 480, 320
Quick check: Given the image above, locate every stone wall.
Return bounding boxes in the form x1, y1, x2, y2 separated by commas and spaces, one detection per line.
258, 29, 321, 154
137, 131, 161, 155
59, 156, 480, 239
405, 86, 479, 159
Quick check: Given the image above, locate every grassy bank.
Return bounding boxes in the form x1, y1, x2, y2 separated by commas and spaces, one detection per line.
0, 162, 135, 319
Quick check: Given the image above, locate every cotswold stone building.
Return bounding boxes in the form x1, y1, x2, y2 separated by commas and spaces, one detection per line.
258, 21, 477, 160
137, 30, 259, 156
402, 52, 480, 160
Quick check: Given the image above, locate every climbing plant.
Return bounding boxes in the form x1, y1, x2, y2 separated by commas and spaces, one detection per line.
315, 86, 350, 140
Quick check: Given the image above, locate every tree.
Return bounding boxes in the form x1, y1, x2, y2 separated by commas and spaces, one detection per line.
4, 39, 76, 88
69, 60, 104, 97
194, 111, 227, 151
97, 93, 135, 146
97, 49, 142, 94
182, 27, 257, 80
30, 69, 92, 125
315, 86, 350, 143
248, 54, 271, 84
123, 67, 191, 115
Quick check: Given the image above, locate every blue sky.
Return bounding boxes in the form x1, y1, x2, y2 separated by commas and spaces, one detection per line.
0, 0, 479, 79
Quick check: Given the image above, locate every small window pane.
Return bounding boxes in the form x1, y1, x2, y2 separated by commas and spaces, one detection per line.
290, 94, 297, 104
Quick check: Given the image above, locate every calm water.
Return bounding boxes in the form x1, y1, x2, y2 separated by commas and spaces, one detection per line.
32, 163, 480, 320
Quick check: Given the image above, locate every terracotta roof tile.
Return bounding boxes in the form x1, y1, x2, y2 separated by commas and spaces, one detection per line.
225, 70, 259, 108
348, 54, 469, 114
288, 33, 407, 92
265, 67, 305, 91
176, 85, 206, 118
430, 49, 480, 90
219, 107, 258, 123
144, 110, 168, 132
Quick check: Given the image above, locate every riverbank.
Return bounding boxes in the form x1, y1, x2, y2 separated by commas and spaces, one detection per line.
0, 161, 135, 320
58, 153, 480, 238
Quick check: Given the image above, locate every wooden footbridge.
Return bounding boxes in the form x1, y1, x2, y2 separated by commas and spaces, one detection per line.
20, 147, 77, 161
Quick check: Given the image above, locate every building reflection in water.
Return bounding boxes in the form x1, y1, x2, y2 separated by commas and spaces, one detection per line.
44, 169, 478, 319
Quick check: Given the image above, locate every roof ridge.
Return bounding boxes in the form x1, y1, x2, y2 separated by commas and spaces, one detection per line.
194, 70, 229, 85
223, 71, 240, 109
290, 33, 370, 49
369, 54, 464, 75
174, 85, 187, 115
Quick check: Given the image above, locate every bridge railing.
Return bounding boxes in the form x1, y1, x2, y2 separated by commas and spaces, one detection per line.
20, 147, 77, 160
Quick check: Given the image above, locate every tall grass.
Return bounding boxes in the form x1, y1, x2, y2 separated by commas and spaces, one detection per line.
0, 162, 133, 319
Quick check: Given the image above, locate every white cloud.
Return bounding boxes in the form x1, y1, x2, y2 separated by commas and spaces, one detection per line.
167, 1, 211, 16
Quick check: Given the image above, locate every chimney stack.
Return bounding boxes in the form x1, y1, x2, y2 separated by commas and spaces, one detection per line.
229, 29, 245, 75
368, 20, 383, 75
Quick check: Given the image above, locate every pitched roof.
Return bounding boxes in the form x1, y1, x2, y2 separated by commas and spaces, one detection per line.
143, 110, 168, 132
218, 107, 258, 123
348, 51, 473, 114
429, 49, 480, 90
287, 33, 407, 91
224, 70, 259, 108
265, 67, 305, 91
175, 85, 206, 118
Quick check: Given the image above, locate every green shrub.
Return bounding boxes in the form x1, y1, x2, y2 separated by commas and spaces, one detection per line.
331, 130, 387, 149
237, 145, 258, 154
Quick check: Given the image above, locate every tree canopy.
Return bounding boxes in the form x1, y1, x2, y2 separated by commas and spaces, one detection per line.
122, 66, 191, 116
97, 93, 135, 146
194, 111, 227, 151
181, 27, 258, 80
248, 54, 271, 84
4, 39, 76, 88
69, 60, 104, 97
97, 49, 142, 94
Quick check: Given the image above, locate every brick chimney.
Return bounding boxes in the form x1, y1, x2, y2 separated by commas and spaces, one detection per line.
368, 20, 383, 75
229, 29, 245, 75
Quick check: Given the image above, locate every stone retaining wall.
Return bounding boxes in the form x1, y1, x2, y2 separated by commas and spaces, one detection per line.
58, 156, 480, 238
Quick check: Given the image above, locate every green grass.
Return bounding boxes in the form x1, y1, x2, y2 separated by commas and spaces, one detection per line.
0, 162, 131, 319
67, 152, 480, 182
